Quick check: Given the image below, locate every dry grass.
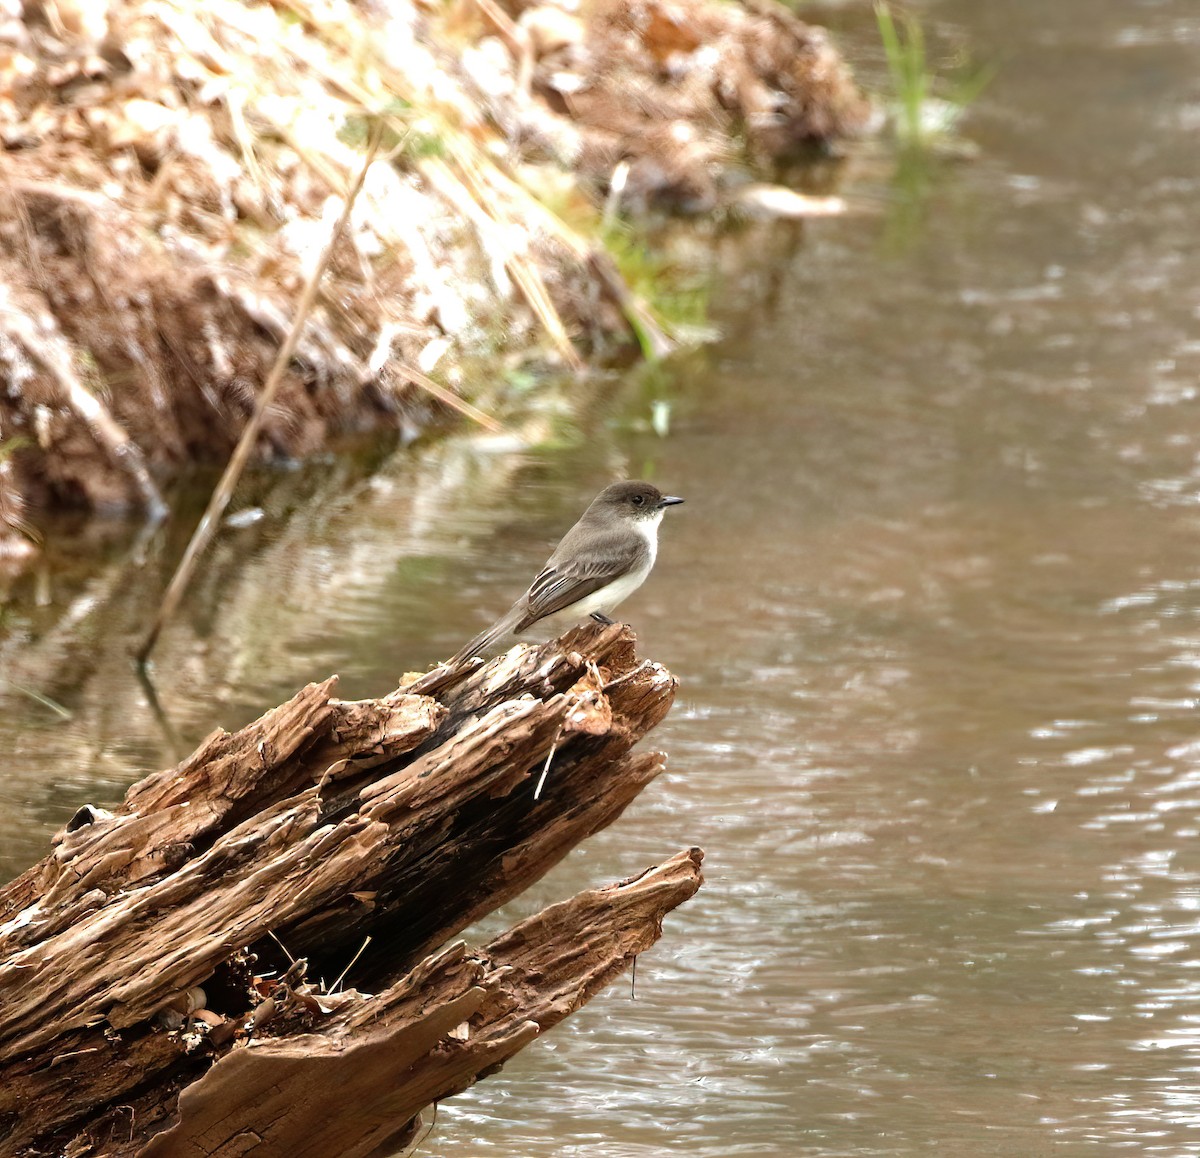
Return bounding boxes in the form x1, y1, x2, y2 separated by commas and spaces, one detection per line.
0, 0, 868, 528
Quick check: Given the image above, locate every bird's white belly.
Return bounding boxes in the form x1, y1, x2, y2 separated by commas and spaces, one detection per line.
565, 513, 659, 619
569, 560, 653, 618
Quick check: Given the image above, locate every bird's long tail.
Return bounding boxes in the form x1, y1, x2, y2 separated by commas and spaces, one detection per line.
445, 605, 525, 669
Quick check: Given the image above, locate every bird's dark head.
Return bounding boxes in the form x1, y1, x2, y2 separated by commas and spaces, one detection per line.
592, 480, 685, 521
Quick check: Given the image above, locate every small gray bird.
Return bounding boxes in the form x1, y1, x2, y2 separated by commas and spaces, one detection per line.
451, 480, 684, 664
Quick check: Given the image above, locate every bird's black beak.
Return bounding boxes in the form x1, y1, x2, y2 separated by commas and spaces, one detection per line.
658, 495, 685, 508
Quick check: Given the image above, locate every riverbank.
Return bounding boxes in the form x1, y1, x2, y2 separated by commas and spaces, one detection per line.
0, 0, 869, 557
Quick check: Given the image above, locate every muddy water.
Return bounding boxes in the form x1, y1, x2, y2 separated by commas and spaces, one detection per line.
4, 0, 1200, 1153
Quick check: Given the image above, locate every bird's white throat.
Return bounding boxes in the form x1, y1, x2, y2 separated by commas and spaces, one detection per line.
634, 508, 664, 567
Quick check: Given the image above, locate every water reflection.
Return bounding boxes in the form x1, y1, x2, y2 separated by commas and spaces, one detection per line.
6, 0, 1200, 1154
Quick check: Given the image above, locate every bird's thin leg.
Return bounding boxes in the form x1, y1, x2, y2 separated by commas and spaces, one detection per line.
589, 612, 616, 625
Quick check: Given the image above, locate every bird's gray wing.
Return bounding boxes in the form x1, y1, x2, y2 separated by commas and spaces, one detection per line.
515, 527, 647, 629
447, 522, 648, 664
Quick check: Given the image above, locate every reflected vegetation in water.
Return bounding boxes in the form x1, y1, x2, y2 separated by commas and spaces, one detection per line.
5, 0, 1200, 1154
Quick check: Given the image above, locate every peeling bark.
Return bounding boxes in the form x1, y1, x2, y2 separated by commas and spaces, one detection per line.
0, 624, 701, 1157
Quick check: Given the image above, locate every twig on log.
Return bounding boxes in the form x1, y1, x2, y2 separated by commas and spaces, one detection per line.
534, 724, 562, 800
330, 935, 372, 994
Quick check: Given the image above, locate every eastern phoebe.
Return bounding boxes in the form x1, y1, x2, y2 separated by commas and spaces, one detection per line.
450, 480, 685, 664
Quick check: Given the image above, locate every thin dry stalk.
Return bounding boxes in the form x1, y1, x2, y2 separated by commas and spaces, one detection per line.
420, 158, 585, 371
587, 251, 677, 361
471, 0, 534, 94
458, 150, 678, 358
136, 130, 383, 664
506, 255, 586, 371
265, 0, 676, 372
396, 364, 502, 432
267, 2, 590, 370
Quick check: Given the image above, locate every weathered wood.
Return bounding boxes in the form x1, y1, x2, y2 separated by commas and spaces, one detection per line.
0, 623, 700, 1157
136, 850, 702, 1158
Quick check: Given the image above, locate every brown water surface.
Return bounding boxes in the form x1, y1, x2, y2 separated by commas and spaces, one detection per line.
5, 0, 1200, 1153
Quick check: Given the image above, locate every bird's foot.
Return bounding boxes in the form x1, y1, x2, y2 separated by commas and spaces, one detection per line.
589, 612, 616, 625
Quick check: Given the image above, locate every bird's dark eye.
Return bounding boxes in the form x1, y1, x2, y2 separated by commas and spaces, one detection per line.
632, 494, 644, 505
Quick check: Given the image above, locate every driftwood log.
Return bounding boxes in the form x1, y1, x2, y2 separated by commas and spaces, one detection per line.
0, 623, 701, 1157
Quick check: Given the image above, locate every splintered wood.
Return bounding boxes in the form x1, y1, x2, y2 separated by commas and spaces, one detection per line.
0, 623, 701, 1158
